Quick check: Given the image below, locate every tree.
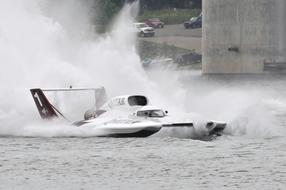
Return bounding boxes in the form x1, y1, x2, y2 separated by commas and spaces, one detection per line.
95, 0, 202, 25
140, 0, 201, 10
95, 0, 124, 24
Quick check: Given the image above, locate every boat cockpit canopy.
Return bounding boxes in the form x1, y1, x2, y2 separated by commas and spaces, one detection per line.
137, 109, 166, 118
128, 96, 148, 106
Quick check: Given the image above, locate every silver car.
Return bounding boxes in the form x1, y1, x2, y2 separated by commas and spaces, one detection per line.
134, 22, 155, 37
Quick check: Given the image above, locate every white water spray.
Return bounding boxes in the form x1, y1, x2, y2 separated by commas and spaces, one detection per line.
0, 0, 285, 138
0, 0, 150, 136
0, 0, 187, 137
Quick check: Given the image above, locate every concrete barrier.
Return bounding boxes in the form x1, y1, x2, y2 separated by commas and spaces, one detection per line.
202, 0, 286, 74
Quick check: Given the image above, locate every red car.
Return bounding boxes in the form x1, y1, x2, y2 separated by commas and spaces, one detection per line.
145, 18, 165, 28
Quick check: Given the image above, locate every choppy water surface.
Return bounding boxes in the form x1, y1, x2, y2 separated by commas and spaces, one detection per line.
1, 75, 286, 190
0, 136, 285, 190
0, 1, 286, 189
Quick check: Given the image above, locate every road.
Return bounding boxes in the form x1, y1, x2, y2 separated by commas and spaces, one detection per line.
155, 24, 202, 38
141, 24, 202, 52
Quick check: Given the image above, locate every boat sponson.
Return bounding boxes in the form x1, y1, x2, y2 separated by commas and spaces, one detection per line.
101, 127, 161, 138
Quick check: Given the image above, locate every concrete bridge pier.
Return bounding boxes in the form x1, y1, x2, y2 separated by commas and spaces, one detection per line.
202, 0, 286, 74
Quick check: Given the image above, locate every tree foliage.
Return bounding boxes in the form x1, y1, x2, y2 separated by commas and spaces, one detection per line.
140, 0, 201, 10
95, 0, 123, 24
95, 0, 202, 25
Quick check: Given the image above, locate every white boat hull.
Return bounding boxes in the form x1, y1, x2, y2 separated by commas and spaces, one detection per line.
75, 119, 162, 138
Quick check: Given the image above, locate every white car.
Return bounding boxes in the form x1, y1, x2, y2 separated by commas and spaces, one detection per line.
134, 22, 155, 37
141, 58, 173, 68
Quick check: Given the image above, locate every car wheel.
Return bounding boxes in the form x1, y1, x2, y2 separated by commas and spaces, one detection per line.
140, 32, 145, 37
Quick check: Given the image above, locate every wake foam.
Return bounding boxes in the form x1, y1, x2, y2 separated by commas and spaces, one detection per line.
0, 0, 150, 137
0, 1, 285, 139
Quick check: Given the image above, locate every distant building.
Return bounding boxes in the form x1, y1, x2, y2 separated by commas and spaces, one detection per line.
202, 0, 286, 73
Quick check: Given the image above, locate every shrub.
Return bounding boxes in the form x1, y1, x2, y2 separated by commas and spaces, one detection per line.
137, 9, 201, 25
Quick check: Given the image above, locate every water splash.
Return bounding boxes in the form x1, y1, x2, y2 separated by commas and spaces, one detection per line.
0, 0, 189, 137
0, 0, 285, 139
182, 77, 286, 138
0, 0, 151, 136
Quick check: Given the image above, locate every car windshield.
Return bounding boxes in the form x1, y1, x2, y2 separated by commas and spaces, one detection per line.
137, 23, 148, 28
137, 110, 166, 118
151, 18, 160, 22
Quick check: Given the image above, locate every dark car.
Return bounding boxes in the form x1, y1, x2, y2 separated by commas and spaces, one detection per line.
175, 52, 202, 66
145, 18, 165, 29
184, 14, 202, 29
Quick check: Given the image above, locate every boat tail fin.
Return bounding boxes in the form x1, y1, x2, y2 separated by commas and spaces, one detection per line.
95, 87, 107, 110
30, 88, 58, 119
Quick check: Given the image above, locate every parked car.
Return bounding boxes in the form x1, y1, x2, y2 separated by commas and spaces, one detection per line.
175, 52, 202, 66
134, 23, 155, 37
184, 13, 202, 29
141, 58, 173, 68
145, 18, 165, 29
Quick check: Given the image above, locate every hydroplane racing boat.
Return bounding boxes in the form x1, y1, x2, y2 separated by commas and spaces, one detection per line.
30, 88, 226, 138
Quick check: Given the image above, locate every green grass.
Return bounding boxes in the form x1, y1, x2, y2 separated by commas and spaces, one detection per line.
137, 9, 201, 25
137, 40, 190, 59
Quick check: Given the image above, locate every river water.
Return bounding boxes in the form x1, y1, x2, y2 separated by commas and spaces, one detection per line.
1, 74, 286, 190
0, 1, 286, 189
0, 135, 285, 190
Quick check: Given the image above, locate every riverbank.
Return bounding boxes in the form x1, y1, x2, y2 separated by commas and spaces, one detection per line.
138, 8, 201, 25
137, 24, 202, 58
